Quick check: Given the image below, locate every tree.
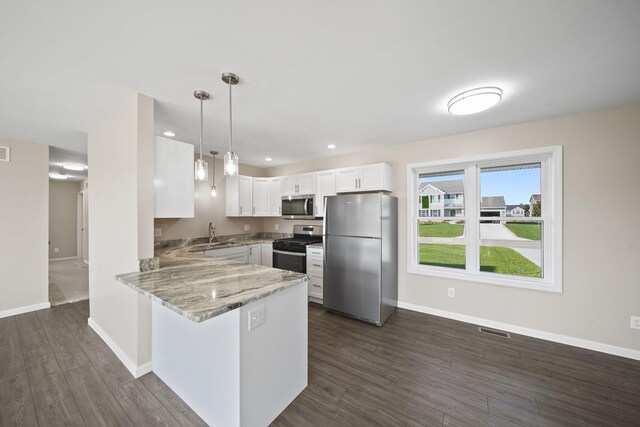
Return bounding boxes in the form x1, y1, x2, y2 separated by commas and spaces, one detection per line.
531, 202, 541, 217
520, 204, 530, 217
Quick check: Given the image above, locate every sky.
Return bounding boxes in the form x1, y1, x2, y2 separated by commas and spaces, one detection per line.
421, 168, 540, 205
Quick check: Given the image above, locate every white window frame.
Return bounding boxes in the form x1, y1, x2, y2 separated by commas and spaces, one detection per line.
407, 146, 563, 293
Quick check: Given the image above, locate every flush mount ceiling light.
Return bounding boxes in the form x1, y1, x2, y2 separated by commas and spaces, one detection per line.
163, 130, 176, 137
265, 157, 272, 162
194, 90, 210, 181
327, 144, 336, 149
222, 72, 240, 177
61, 163, 87, 171
49, 172, 68, 180
447, 87, 503, 115
210, 151, 218, 197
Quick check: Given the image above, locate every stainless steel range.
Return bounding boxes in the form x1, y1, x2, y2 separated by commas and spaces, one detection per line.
272, 225, 323, 273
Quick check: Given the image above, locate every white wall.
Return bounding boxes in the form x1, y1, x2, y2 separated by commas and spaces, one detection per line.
154, 155, 266, 241
0, 138, 49, 317
88, 93, 154, 376
49, 180, 78, 259
264, 105, 640, 356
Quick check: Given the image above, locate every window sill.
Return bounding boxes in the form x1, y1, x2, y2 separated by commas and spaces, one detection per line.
408, 264, 562, 293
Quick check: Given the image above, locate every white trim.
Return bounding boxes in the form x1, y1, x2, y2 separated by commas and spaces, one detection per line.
407, 145, 562, 293
398, 302, 640, 361
0, 302, 50, 319
49, 256, 79, 262
88, 317, 152, 378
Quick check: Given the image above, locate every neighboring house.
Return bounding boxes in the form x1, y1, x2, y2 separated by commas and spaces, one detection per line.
506, 204, 525, 217
418, 179, 465, 218
480, 196, 506, 217
529, 194, 541, 217
529, 194, 541, 207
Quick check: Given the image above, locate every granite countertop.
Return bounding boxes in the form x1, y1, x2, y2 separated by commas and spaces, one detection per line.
307, 242, 324, 249
116, 233, 306, 323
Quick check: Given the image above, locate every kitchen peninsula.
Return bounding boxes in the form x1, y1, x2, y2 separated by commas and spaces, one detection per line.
116, 242, 308, 427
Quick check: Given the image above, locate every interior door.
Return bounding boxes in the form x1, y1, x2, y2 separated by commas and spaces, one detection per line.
324, 235, 381, 323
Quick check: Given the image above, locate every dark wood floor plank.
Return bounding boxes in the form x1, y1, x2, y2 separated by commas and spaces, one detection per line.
36, 396, 85, 427
15, 312, 50, 352
113, 380, 181, 427
36, 308, 91, 372
139, 372, 167, 394
63, 364, 133, 427
154, 385, 207, 427
0, 317, 26, 382
22, 345, 73, 409
0, 372, 38, 427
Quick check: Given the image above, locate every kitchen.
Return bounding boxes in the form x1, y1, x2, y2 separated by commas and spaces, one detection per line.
1, 1, 640, 426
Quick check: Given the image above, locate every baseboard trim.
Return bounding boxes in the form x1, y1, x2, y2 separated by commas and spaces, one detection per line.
88, 317, 152, 378
397, 302, 640, 361
0, 302, 51, 319
49, 256, 78, 262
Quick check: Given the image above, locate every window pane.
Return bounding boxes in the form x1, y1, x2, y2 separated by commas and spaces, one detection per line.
418, 220, 466, 269
479, 219, 543, 278
479, 164, 542, 278
418, 170, 465, 218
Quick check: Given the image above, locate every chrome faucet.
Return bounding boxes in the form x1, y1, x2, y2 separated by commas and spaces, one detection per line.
208, 222, 216, 246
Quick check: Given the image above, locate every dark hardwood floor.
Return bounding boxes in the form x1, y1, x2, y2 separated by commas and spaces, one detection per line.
272, 303, 640, 427
2, 300, 640, 426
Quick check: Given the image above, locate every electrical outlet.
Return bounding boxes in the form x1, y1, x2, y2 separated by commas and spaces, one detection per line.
631, 316, 640, 330
54, 248, 59, 253
154, 228, 162, 237
244, 224, 250, 232
275, 224, 279, 231
448, 287, 455, 298
248, 305, 265, 331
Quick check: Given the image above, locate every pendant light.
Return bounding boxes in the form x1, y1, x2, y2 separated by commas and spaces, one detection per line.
194, 90, 210, 181
222, 72, 239, 176
209, 151, 218, 197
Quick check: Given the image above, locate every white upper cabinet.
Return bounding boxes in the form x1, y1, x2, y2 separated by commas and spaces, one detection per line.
252, 177, 281, 217
335, 163, 393, 193
282, 173, 316, 196
252, 178, 270, 216
314, 169, 336, 217
226, 175, 253, 216
268, 177, 282, 216
154, 136, 194, 218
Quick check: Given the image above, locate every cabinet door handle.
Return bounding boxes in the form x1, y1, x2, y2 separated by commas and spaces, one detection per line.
312, 284, 321, 288
279, 206, 281, 214
240, 206, 242, 214
355, 178, 357, 188
253, 206, 255, 215
312, 263, 321, 267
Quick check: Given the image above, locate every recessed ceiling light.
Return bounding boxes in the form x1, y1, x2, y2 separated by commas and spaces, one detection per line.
61, 163, 87, 171
265, 157, 273, 162
327, 144, 336, 149
448, 87, 502, 115
49, 172, 68, 180
163, 131, 176, 137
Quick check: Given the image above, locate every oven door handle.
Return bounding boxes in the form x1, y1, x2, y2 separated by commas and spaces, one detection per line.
273, 250, 306, 257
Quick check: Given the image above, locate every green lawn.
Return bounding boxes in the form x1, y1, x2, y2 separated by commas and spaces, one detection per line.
419, 244, 541, 277
504, 222, 541, 240
419, 222, 464, 238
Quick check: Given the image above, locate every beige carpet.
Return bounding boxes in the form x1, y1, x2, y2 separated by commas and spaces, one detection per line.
49, 258, 89, 306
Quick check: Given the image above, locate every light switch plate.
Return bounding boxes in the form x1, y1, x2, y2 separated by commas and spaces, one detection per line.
244, 224, 250, 232
154, 228, 162, 237
248, 305, 265, 331
631, 316, 640, 330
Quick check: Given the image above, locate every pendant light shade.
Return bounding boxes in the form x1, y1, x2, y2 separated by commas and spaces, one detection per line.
222, 72, 240, 176
194, 90, 210, 181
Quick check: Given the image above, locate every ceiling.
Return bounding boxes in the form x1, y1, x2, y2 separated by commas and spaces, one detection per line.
1, 1, 639, 168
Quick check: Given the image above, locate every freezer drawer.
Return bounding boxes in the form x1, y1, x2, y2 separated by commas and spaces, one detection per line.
323, 235, 381, 323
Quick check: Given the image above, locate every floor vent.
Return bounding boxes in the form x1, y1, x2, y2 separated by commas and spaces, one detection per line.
479, 327, 511, 338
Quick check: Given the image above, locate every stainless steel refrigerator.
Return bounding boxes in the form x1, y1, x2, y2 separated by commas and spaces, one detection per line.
323, 193, 398, 326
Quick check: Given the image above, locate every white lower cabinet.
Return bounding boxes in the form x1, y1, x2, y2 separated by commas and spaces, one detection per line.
306, 246, 324, 301
248, 244, 262, 265
261, 243, 273, 267
204, 243, 273, 267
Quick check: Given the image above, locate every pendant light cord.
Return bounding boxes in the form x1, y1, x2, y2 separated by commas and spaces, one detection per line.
228, 81, 233, 153
200, 97, 204, 160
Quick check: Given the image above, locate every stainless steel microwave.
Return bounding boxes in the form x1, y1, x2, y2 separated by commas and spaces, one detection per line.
281, 195, 314, 219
